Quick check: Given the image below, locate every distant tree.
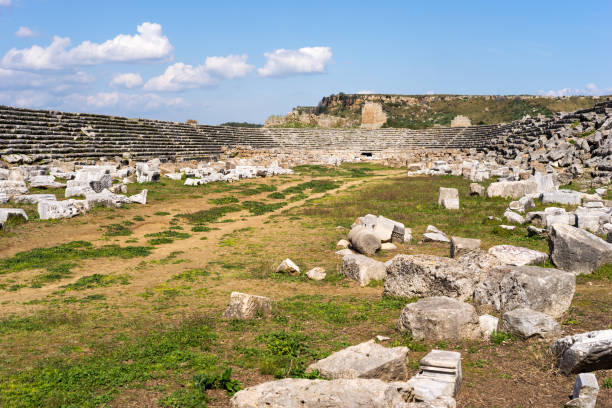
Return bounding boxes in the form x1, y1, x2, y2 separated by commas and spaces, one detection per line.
219, 122, 264, 128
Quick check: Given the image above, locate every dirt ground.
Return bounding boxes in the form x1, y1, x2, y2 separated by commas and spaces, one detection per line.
0, 165, 610, 408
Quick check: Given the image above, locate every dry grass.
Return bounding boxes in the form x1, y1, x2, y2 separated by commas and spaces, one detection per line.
0, 164, 610, 407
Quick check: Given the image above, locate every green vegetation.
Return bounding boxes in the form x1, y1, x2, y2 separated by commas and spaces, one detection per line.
60, 273, 131, 290
315, 94, 601, 129
101, 223, 133, 237
208, 196, 239, 205
602, 377, 612, 389
282, 179, 341, 195
219, 122, 263, 128
0, 316, 217, 408
242, 200, 287, 215
170, 268, 210, 282
192, 368, 242, 395
491, 330, 513, 345
0, 241, 151, 276
178, 205, 242, 225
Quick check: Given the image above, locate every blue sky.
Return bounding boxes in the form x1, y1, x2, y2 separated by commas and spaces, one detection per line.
0, 0, 611, 124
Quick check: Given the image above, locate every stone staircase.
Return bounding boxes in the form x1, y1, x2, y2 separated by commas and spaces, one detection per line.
0, 105, 509, 161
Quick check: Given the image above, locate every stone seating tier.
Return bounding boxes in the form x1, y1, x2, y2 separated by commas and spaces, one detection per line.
4, 102, 608, 161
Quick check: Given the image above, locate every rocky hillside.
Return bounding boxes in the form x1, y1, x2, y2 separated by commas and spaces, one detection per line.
266, 94, 609, 129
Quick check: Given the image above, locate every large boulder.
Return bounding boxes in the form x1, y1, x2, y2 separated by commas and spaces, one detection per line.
136, 162, 160, 183
486, 180, 538, 199
308, 340, 409, 381
548, 223, 612, 275
275, 258, 300, 274
473, 265, 575, 319
341, 254, 386, 286
397, 296, 481, 340
222, 292, 272, 320
501, 308, 561, 340
230, 378, 455, 408
348, 225, 381, 255
551, 330, 612, 374
29, 175, 65, 189
487, 245, 548, 266
384, 255, 479, 301
422, 225, 450, 243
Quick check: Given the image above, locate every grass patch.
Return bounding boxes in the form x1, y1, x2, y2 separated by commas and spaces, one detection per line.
0, 241, 151, 278
178, 205, 242, 225
578, 263, 612, 282
0, 316, 217, 407
60, 273, 131, 291
242, 201, 287, 216
267, 192, 286, 199
282, 180, 341, 195
208, 196, 239, 205
170, 268, 210, 282
101, 223, 133, 237
154, 211, 171, 216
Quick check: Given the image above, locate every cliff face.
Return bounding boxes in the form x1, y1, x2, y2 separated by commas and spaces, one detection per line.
266, 94, 608, 129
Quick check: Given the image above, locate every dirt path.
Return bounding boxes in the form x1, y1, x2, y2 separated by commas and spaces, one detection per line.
0, 170, 404, 314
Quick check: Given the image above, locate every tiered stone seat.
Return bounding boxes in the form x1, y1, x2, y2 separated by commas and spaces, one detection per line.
0, 105, 512, 160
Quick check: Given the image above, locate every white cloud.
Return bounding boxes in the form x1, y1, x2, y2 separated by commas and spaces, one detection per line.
110, 73, 143, 88
15, 26, 38, 38
357, 90, 373, 94
0, 67, 93, 90
64, 91, 185, 110
2, 22, 173, 70
204, 54, 253, 79
539, 83, 612, 97
0, 90, 53, 108
258, 46, 332, 78
0, 0, 11, 6
144, 63, 214, 91
144, 54, 253, 91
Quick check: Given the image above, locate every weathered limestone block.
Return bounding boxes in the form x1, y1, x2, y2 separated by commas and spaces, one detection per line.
469, 183, 484, 196
397, 296, 481, 340
422, 226, 450, 243
230, 378, 430, 408
503, 210, 525, 224
450, 237, 481, 258
0, 208, 28, 229
551, 330, 612, 374
275, 258, 300, 274
486, 180, 538, 199
542, 190, 582, 205
306, 267, 326, 280
408, 350, 462, 401
348, 225, 381, 255
38, 199, 90, 220
222, 292, 272, 320
487, 245, 548, 266
341, 254, 386, 286
308, 340, 409, 381
501, 308, 561, 340
473, 265, 575, 319
478, 314, 499, 338
565, 373, 599, 408
384, 254, 479, 301
438, 187, 459, 209
548, 223, 612, 275
0, 180, 28, 195
13, 194, 56, 204
136, 162, 160, 183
